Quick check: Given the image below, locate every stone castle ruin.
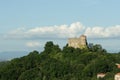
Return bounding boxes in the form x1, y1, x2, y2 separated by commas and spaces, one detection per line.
68, 35, 88, 49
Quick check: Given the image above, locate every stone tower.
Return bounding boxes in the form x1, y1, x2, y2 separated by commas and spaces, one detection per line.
68, 35, 88, 49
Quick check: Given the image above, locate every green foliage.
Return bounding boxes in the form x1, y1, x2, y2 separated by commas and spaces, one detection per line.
44, 41, 54, 54
0, 41, 119, 80
18, 68, 42, 80
89, 43, 107, 53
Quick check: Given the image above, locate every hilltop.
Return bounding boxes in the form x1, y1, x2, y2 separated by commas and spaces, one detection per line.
0, 41, 120, 80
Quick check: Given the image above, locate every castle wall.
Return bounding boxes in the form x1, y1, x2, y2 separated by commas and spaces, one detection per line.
68, 38, 81, 48
68, 35, 87, 49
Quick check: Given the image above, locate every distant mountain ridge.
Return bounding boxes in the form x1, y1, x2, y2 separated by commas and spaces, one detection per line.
0, 51, 28, 61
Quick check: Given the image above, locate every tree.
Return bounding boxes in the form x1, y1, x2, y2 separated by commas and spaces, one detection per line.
44, 41, 54, 54
89, 43, 107, 53
44, 41, 61, 54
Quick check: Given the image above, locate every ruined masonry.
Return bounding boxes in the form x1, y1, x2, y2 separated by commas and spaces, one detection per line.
68, 35, 88, 49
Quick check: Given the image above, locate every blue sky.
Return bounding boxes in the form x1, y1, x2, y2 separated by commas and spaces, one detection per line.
0, 0, 120, 54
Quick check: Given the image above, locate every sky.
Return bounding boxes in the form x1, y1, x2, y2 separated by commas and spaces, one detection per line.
0, 0, 120, 57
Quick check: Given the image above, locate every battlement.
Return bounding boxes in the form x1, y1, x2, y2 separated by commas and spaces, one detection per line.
68, 35, 88, 49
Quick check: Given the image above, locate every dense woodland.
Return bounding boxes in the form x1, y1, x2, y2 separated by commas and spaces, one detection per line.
0, 41, 120, 80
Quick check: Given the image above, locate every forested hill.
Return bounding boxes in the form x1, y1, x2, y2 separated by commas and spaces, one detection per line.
0, 41, 120, 80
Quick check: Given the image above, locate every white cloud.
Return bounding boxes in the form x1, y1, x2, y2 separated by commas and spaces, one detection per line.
84, 25, 120, 38
3, 28, 29, 39
26, 22, 85, 38
4, 22, 85, 39
3, 22, 120, 39
26, 41, 41, 47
